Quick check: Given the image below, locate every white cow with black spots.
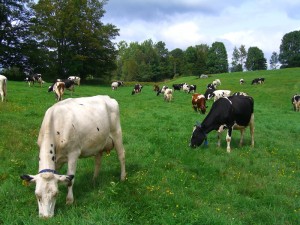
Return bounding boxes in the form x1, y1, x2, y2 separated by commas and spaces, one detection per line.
20, 95, 126, 218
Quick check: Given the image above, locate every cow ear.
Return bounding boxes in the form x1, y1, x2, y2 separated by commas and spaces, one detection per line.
20, 174, 36, 186
58, 175, 74, 186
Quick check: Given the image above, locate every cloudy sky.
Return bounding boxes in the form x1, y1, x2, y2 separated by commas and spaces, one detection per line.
102, 0, 300, 65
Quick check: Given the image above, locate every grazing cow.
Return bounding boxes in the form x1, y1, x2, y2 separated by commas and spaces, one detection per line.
292, 94, 300, 111
213, 79, 221, 87
240, 79, 245, 85
207, 83, 216, 90
0, 75, 7, 102
207, 90, 231, 101
204, 88, 215, 100
111, 81, 124, 90
172, 84, 183, 91
25, 74, 43, 87
157, 85, 168, 96
182, 83, 190, 93
153, 84, 160, 92
49, 79, 75, 96
188, 84, 197, 94
48, 82, 65, 101
251, 78, 265, 85
132, 84, 143, 95
192, 93, 207, 114
68, 76, 81, 86
20, 95, 126, 217
164, 88, 173, 102
190, 95, 255, 152
232, 92, 248, 96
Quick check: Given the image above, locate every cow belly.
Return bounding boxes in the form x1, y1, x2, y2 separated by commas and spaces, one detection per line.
232, 124, 247, 130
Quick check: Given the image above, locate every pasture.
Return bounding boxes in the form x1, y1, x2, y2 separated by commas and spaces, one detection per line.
0, 68, 300, 224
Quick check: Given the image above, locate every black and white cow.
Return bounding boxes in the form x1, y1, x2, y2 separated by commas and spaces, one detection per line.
25, 74, 43, 87
291, 94, 300, 111
132, 84, 143, 95
111, 81, 124, 90
188, 85, 197, 93
190, 95, 254, 152
251, 78, 265, 85
49, 79, 75, 94
172, 84, 183, 91
157, 85, 168, 96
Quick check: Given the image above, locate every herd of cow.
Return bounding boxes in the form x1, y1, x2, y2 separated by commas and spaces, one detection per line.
0, 73, 299, 218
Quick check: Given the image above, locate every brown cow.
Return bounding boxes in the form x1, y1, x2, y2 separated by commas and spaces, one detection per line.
192, 93, 207, 114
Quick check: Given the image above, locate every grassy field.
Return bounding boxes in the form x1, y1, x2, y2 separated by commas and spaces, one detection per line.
0, 68, 300, 225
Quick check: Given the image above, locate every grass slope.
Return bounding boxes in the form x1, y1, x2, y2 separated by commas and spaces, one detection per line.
0, 68, 299, 224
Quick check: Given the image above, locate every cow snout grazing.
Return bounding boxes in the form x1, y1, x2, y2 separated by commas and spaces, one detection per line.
20, 96, 126, 217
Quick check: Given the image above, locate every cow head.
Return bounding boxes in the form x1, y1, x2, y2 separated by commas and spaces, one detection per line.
190, 123, 207, 148
20, 172, 73, 218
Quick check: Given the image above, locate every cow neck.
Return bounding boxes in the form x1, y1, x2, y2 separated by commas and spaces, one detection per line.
38, 139, 56, 171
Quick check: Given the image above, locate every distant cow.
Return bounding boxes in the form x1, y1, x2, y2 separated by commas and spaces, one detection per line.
164, 88, 173, 102
213, 79, 221, 87
49, 81, 65, 101
292, 94, 300, 111
190, 95, 255, 152
132, 84, 143, 95
207, 83, 216, 90
192, 93, 207, 114
0, 75, 7, 102
20, 95, 126, 217
251, 78, 265, 85
207, 90, 231, 101
240, 79, 245, 85
157, 85, 168, 96
153, 84, 160, 92
25, 74, 43, 87
111, 81, 124, 90
68, 76, 81, 86
172, 84, 183, 91
188, 85, 197, 94
49, 79, 75, 96
204, 88, 215, 100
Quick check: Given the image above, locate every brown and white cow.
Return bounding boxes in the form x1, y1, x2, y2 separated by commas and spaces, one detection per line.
20, 95, 126, 217
0, 75, 7, 102
192, 93, 207, 114
164, 88, 173, 102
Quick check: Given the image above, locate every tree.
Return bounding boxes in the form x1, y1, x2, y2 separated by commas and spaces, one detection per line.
169, 48, 184, 77
245, 47, 267, 71
279, 30, 300, 68
31, 0, 119, 81
270, 52, 279, 69
0, 0, 36, 75
207, 42, 228, 74
231, 45, 247, 72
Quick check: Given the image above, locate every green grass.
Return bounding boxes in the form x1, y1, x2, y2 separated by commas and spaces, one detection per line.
0, 68, 300, 224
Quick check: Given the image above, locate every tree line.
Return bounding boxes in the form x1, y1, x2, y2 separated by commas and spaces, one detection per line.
1, 0, 300, 83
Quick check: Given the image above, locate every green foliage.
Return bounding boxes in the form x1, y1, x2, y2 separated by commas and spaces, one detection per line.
1, 68, 300, 224
270, 51, 279, 70
279, 30, 300, 68
207, 41, 229, 74
231, 45, 247, 72
31, 0, 118, 80
245, 47, 267, 71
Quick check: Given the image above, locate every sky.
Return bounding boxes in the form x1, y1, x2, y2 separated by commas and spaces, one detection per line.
102, 0, 300, 65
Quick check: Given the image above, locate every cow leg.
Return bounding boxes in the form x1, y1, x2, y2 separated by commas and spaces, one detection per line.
226, 128, 232, 153
239, 129, 245, 147
217, 125, 225, 147
249, 114, 255, 147
112, 133, 126, 181
66, 153, 79, 205
93, 152, 103, 180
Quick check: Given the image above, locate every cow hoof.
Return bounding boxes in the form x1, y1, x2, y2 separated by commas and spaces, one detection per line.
66, 198, 74, 205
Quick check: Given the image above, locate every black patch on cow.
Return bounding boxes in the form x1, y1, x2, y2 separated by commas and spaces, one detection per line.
51, 144, 53, 147
52, 156, 55, 161
50, 150, 53, 154
57, 131, 60, 135
97, 127, 99, 131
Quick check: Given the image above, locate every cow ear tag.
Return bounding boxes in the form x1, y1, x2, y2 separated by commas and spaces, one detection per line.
22, 180, 29, 186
